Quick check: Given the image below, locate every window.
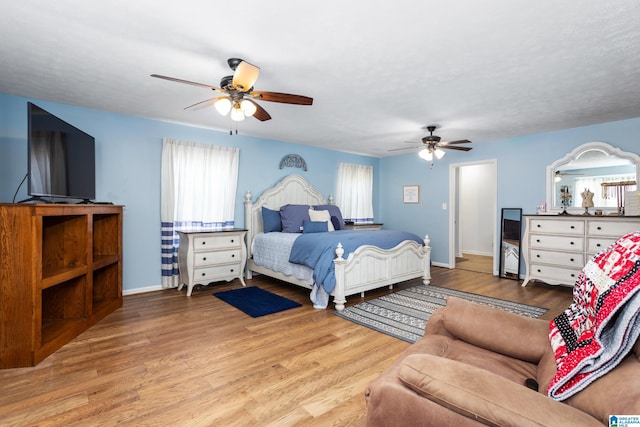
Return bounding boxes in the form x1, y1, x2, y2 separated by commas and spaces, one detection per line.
336, 162, 374, 223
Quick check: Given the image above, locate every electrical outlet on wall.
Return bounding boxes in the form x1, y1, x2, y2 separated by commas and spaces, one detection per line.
442, 202, 447, 210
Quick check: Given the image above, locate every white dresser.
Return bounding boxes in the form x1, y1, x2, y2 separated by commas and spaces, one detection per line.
522, 215, 640, 287
177, 229, 247, 296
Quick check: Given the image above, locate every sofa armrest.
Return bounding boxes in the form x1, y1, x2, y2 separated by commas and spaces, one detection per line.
398, 354, 602, 427
442, 297, 550, 363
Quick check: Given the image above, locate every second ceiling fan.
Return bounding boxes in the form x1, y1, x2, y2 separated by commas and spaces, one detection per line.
390, 126, 472, 160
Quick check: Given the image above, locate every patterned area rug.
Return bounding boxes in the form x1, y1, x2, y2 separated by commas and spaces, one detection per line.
334, 285, 547, 343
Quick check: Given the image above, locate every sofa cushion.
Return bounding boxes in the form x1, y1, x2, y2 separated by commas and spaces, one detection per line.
399, 354, 602, 427
442, 297, 550, 363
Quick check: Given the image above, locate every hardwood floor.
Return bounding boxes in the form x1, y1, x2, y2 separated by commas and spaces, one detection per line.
455, 253, 493, 274
0, 268, 573, 426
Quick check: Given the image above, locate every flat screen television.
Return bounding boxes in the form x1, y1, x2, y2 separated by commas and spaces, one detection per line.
27, 102, 96, 202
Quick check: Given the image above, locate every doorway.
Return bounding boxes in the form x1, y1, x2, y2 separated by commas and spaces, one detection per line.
449, 159, 498, 274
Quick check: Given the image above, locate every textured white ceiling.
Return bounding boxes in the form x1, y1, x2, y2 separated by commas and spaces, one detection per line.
1, 1, 639, 157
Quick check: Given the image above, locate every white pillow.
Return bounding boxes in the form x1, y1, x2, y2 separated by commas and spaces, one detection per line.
308, 208, 335, 231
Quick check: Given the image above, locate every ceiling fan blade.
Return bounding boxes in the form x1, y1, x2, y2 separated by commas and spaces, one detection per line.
232, 61, 260, 92
388, 146, 419, 152
440, 139, 472, 145
183, 97, 220, 111
250, 91, 313, 105
247, 100, 272, 121
441, 145, 473, 151
150, 74, 224, 92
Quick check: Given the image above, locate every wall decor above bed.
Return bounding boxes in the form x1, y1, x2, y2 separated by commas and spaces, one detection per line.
279, 154, 307, 171
244, 174, 431, 311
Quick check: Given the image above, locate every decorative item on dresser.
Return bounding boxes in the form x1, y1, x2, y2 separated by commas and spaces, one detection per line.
177, 229, 248, 296
0, 204, 123, 369
521, 215, 640, 287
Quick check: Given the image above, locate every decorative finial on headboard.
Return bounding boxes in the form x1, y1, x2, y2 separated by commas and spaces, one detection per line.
328, 194, 334, 204
279, 154, 307, 171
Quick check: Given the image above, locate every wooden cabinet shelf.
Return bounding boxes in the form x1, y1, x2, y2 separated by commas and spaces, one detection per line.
0, 204, 123, 369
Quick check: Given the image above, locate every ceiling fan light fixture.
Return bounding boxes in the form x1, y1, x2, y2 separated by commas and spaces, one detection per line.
419, 148, 433, 161
230, 104, 246, 122
240, 99, 257, 117
434, 148, 446, 159
214, 97, 232, 115
232, 61, 260, 92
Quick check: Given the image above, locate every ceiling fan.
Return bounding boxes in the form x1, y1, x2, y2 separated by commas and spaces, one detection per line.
389, 126, 472, 161
151, 58, 313, 123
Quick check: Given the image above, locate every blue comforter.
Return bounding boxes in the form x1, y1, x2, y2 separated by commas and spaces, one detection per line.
289, 230, 424, 293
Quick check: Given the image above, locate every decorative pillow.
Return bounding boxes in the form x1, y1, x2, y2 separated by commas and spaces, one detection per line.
280, 204, 310, 233
313, 205, 344, 230
302, 220, 328, 233
261, 207, 282, 233
330, 216, 342, 231
308, 208, 335, 231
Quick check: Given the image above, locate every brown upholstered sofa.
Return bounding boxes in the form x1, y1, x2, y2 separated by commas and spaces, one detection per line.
365, 296, 640, 426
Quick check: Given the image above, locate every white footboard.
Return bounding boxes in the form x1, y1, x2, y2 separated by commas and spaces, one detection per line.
332, 235, 431, 311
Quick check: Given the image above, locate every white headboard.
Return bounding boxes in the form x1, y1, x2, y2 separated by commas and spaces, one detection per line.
244, 174, 328, 258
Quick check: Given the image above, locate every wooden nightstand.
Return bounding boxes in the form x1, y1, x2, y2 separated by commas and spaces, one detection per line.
177, 228, 247, 296
343, 223, 383, 230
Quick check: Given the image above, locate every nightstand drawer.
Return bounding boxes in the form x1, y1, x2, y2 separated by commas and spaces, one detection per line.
530, 219, 584, 235
194, 264, 242, 280
194, 249, 241, 266
529, 234, 584, 251
530, 249, 583, 267
194, 234, 242, 250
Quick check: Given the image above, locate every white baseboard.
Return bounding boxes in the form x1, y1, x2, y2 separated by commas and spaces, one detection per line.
123, 285, 167, 296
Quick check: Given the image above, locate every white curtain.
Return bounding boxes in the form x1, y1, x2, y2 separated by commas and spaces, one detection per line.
161, 138, 239, 288
336, 162, 374, 223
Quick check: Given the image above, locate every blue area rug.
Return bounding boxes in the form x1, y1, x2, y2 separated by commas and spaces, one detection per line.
213, 286, 302, 318
335, 285, 547, 343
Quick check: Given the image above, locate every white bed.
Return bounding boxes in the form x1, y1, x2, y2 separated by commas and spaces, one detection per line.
243, 174, 431, 311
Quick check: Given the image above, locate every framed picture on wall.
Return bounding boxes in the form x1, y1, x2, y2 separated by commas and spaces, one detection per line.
403, 185, 420, 204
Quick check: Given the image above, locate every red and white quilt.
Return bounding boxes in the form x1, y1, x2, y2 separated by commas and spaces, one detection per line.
548, 231, 640, 400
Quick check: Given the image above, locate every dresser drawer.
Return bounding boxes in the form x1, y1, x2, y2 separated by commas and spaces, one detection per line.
587, 220, 640, 238
193, 263, 242, 281
529, 249, 584, 268
587, 238, 617, 255
530, 264, 581, 284
194, 249, 241, 266
530, 219, 584, 235
529, 234, 584, 251
194, 234, 242, 250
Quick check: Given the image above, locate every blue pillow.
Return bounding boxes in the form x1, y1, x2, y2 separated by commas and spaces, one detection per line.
303, 220, 328, 233
261, 207, 282, 233
313, 205, 345, 230
280, 204, 311, 233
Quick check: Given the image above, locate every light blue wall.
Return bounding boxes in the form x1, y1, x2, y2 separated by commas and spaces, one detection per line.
0, 93, 379, 292
2, 92, 639, 289
379, 118, 640, 265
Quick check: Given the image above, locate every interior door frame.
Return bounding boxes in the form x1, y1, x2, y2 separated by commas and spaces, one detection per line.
448, 159, 499, 274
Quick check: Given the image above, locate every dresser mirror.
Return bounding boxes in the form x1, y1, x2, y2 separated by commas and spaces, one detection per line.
546, 142, 640, 215
499, 208, 522, 280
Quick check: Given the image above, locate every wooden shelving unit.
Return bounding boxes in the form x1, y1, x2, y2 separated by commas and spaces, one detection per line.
0, 204, 123, 369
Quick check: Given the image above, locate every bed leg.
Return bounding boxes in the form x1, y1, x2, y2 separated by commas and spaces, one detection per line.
334, 243, 347, 311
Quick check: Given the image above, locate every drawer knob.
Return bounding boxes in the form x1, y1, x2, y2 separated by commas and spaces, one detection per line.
536, 254, 540, 258
597, 226, 602, 230
536, 224, 541, 228
597, 243, 601, 247
536, 239, 541, 243
231, 254, 235, 258
202, 241, 206, 245
202, 272, 206, 276
570, 241, 574, 245
570, 273, 575, 277
570, 225, 575, 229
537, 269, 541, 273
230, 268, 234, 272
570, 258, 574, 262
202, 257, 207, 261
231, 239, 235, 243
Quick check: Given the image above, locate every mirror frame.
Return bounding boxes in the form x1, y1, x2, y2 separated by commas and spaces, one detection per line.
498, 208, 522, 281
546, 142, 640, 215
